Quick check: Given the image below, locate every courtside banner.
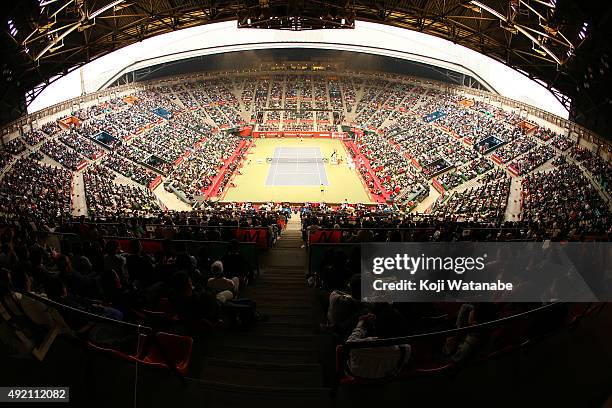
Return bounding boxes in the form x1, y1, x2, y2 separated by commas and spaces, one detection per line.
361, 242, 611, 302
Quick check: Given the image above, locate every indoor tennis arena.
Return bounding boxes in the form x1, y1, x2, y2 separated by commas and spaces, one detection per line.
0, 1, 611, 407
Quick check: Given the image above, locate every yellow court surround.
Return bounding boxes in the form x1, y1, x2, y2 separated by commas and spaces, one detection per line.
221, 138, 373, 204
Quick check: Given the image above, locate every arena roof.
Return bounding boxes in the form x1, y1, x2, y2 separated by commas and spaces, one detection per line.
28, 21, 568, 118
2, 0, 611, 137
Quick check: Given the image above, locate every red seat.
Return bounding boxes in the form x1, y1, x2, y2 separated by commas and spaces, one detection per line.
88, 331, 193, 376
158, 298, 174, 314
137, 332, 193, 376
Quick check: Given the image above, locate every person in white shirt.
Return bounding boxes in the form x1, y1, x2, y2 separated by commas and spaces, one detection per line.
207, 261, 240, 301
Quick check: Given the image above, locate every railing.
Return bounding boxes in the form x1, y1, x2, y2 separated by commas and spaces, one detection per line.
12, 291, 193, 380
333, 302, 605, 389
307, 226, 529, 275
46, 232, 260, 273
57, 221, 279, 249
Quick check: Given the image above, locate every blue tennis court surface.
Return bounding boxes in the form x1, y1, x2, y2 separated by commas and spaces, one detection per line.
265, 147, 329, 186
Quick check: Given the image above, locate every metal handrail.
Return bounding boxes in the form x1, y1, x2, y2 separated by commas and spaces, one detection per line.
340, 302, 562, 351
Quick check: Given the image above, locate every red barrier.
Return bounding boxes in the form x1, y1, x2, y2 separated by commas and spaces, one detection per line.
432, 178, 446, 194
203, 140, 247, 199
344, 141, 390, 203
234, 228, 269, 249
149, 175, 162, 191
174, 156, 184, 167
58, 116, 80, 129
92, 151, 105, 160
240, 126, 253, 137
519, 120, 538, 133
309, 229, 342, 244
508, 165, 520, 177
491, 154, 504, 165
252, 131, 342, 138
76, 160, 88, 171
117, 239, 163, 255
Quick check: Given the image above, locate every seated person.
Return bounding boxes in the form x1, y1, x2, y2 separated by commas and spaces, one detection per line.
221, 240, 252, 285
207, 261, 240, 301
169, 272, 220, 324
325, 274, 369, 337
443, 303, 497, 364
345, 307, 411, 380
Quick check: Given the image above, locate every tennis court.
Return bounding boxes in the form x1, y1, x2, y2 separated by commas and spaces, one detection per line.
265, 147, 329, 186
222, 138, 372, 203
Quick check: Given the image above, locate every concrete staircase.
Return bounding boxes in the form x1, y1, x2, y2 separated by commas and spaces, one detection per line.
196, 215, 330, 401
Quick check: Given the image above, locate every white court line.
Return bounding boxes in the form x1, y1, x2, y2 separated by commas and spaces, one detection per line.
270, 146, 281, 186
314, 147, 323, 186
275, 172, 320, 175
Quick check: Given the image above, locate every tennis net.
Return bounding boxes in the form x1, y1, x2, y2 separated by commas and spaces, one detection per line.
267, 157, 327, 164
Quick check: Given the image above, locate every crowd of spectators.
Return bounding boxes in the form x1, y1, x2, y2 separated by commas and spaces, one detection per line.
550, 134, 574, 151
168, 132, 242, 202
102, 153, 158, 187
41, 121, 61, 135
570, 146, 593, 162
83, 164, 161, 217
59, 130, 103, 160
533, 127, 560, 142
433, 169, 511, 222
0, 70, 608, 235
0, 158, 72, 221
581, 156, 611, 193
495, 137, 537, 163
130, 122, 201, 163
356, 132, 428, 201
508, 145, 556, 175
0, 150, 15, 172
436, 156, 494, 190
22, 129, 47, 146
5, 138, 25, 155
521, 163, 609, 238
388, 116, 479, 169
0, 222, 269, 352
59, 203, 287, 242
40, 140, 83, 170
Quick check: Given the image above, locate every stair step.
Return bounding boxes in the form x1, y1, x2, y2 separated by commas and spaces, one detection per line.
258, 311, 311, 320
256, 300, 311, 308
258, 309, 311, 318
256, 304, 310, 311
256, 274, 307, 280
261, 271, 305, 276
255, 270, 305, 276
249, 325, 314, 336
123, 376, 332, 408
263, 269, 306, 275
252, 281, 305, 288
206, 357, 319, 371
266, 265, 305, 270
220, 333, 318, 349
247, 289, 310, 298
199, 359, 322, 387
263, 313, 312, 323
254, 294, 312, 303
210, 344, 320, 366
